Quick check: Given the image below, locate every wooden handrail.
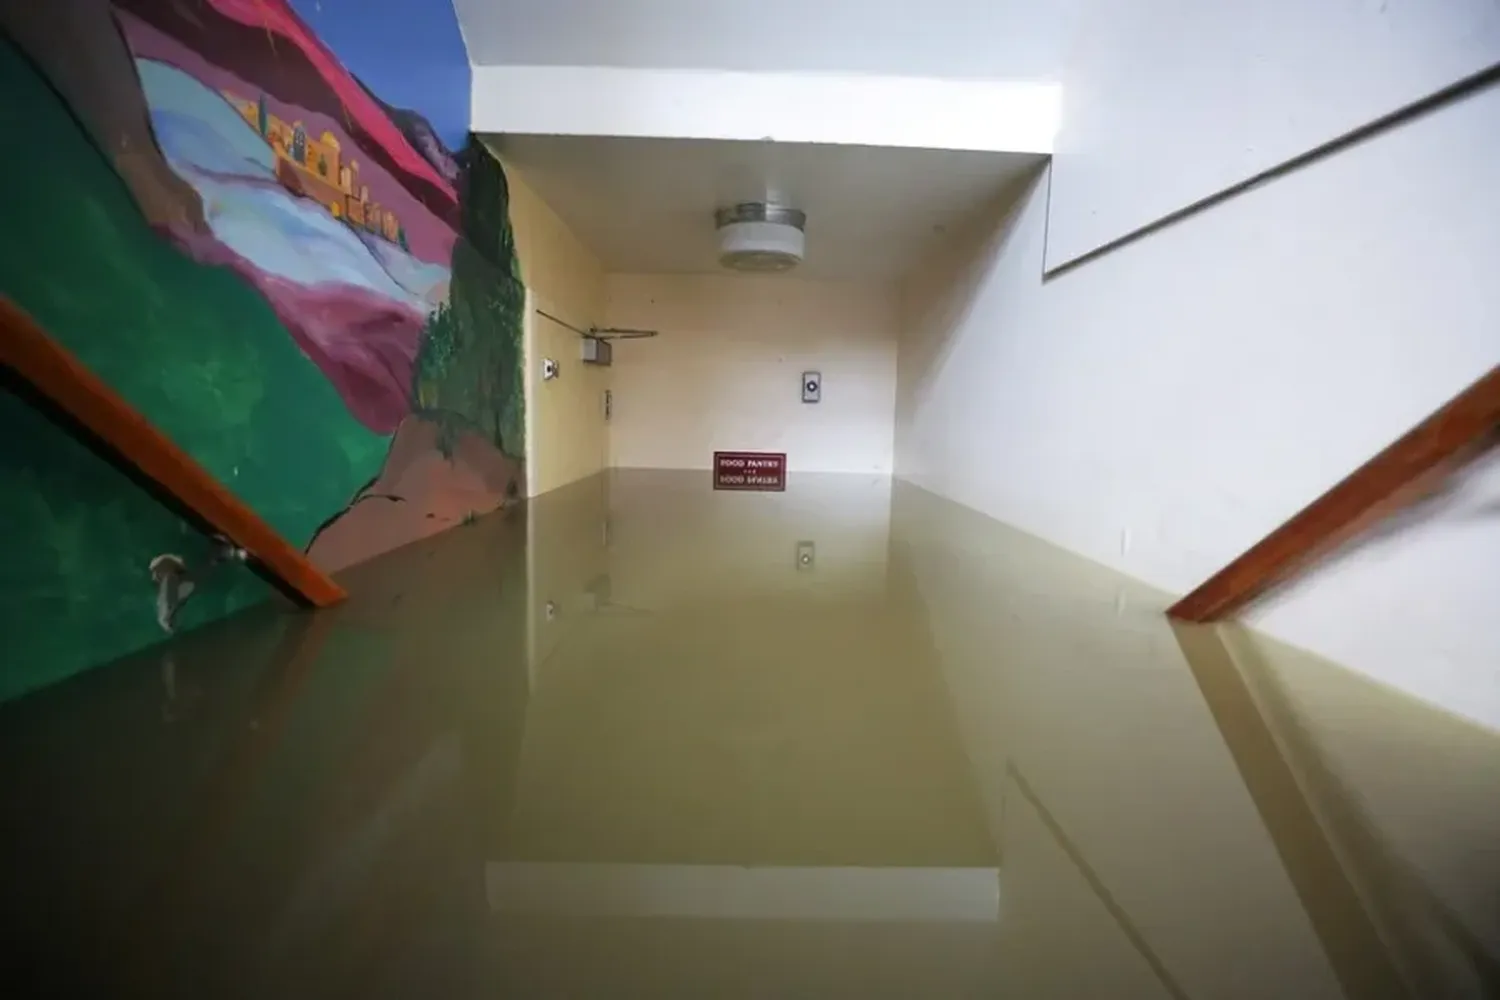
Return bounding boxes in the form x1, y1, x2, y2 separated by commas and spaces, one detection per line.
1170, 364, 1500, 622
0, 296, 345, 609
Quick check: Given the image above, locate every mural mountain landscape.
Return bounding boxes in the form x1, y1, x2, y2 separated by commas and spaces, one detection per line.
0, 0, 526, 699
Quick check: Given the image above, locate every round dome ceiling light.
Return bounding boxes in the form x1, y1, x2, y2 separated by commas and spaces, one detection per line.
714, 203, 806, 273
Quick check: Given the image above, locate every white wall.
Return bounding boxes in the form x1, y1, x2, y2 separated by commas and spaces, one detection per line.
895, 76, 1500, 728
1048, 0, 1500, 268
606, 274, 898, 474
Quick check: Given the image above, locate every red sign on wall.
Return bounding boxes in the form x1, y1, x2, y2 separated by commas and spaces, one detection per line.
712, 451, 787, 492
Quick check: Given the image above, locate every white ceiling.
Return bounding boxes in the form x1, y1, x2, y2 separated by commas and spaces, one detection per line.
453, 0, 1075, 80
488, 134, 1042, 281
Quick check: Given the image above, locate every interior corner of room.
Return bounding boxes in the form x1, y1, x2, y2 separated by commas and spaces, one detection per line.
489, 82, 1500, 741
3, 0, 1495, 735
2, 2, 1499, 996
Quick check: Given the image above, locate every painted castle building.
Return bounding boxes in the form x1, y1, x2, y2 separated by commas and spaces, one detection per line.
225, 91, 407, 248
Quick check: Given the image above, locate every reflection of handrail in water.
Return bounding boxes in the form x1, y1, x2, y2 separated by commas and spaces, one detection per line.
1225, 623, 1500, 995
127, 610, 337, 994
1005, 762, 1192, 1000
259, 737, 462, 973
1172, 622, 1490, 999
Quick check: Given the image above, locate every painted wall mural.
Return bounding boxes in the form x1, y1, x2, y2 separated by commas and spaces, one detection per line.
0, 0, 525, 700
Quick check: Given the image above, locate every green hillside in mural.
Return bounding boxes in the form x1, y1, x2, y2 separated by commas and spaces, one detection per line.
0, 387, 273, 701
0, 3, 530, 702
0, 36, 392, 551
0, 35, 386, 698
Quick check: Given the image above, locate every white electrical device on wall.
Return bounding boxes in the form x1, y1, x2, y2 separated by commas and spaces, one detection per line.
802, 371, 821, 403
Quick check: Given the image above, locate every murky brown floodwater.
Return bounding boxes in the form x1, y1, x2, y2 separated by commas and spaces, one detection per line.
1, 470, 1495, 999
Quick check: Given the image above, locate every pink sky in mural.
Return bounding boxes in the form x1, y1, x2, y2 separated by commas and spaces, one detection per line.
120, 11, 455, 267
205, 0, 456, 201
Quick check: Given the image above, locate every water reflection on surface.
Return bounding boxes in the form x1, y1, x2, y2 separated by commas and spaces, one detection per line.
0, 470, 1495, 998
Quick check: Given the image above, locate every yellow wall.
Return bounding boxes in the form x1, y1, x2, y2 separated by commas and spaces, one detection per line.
502, 160, 609, 498
605, 273, 899, 473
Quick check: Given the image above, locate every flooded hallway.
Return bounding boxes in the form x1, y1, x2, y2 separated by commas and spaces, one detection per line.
2, 0, 1498, 997
3, 472, 1497, 996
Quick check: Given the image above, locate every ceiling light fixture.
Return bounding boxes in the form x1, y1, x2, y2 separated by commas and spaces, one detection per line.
715, 202, 806, 273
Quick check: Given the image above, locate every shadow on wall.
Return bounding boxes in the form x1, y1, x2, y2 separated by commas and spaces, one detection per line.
892, 165, 1042, 488
0, 0, 528, 700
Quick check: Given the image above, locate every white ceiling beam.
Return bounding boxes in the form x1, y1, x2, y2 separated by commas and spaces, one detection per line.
471, 66, 1060, 154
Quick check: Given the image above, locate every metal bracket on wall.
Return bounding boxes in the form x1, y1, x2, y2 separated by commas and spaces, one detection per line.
535, 307, 661, 341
